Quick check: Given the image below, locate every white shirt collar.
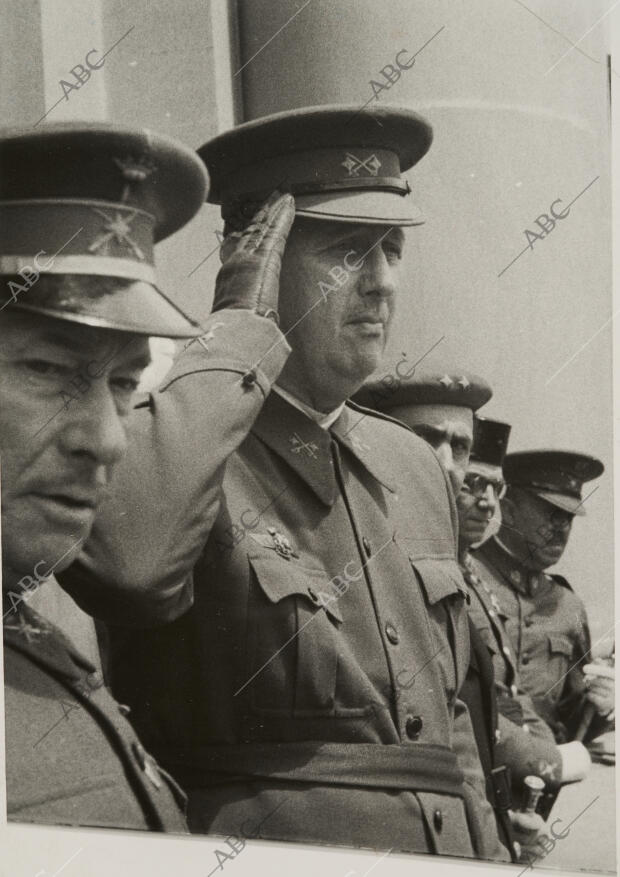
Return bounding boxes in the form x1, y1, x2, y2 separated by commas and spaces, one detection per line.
272, 384, 345, 430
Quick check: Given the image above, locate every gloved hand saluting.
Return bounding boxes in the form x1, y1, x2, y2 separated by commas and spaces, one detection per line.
212, 191, 295, 322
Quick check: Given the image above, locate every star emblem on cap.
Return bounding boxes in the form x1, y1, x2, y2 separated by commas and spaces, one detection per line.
439, 374, 453, 388
342, 152, 382, 177
457, 376, 470, 390
89, 208, 145, 261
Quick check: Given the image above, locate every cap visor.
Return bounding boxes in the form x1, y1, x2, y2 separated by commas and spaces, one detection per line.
11, 280, 201, 339
295, 189, 423, 226
532, 489, 585, 517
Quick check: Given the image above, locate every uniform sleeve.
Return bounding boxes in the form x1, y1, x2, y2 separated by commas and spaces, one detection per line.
495, 709, 562, 792
556, 603, 613, 742
59, 309, 291, 627
452, 698, 511, 862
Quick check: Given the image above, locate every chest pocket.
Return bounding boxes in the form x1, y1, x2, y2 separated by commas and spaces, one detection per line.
408, 557, 470, 700
246, 550, 343, 718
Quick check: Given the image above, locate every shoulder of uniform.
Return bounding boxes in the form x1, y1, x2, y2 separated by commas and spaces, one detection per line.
346, 399, 437, 456
346, 398, 416, 432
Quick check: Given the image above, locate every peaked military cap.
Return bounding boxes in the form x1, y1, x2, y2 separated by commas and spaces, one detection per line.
353, 370, 492, 431
0, 122, 208, 337
503, 450, 604, 517
198, 104, 432, 228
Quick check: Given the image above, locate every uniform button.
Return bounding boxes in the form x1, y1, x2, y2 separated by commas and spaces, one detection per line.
525, 617, 534, 627
522, 655, 530, 666
385, 623, 400, 645
433, 809, 443, 832
241, 370, 257, 387
87, 671, 102, 690
362, 537, 372, 557
502, 645, 511, 657
405, 715, 423, 740
118, 703, 131, 717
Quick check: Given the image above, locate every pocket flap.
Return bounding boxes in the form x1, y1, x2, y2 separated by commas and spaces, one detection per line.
410, 558, 468, 606
548, 633, 573, 656
248, 551, 343, 624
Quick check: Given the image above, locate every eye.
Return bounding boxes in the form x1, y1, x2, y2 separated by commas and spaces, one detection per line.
452, 439, 470, 454
111, 376, 140, 394
382, 241, 402, 262
22, 359, 71, 379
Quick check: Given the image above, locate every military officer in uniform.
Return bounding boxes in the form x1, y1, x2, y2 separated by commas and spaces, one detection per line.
353, 375, 585, 842
1, 123, 208, 831
471, 450, 615, 744
61, 106, 509, 860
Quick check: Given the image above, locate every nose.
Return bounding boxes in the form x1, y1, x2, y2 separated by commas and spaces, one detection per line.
357, 243, 397, 300
477, 484, 497, 515
58, 380, 128, 469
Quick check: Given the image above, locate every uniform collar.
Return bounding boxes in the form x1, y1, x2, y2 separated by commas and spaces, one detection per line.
252, 392, 396, 507
478, 536, 544, 597
272, 384, 345, 429
3, 597, 95, 683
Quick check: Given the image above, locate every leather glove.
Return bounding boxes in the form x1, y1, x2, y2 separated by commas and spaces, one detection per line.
212, 190, 295, 321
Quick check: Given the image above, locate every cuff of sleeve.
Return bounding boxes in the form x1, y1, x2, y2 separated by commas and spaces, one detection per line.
161, 309, 291, 396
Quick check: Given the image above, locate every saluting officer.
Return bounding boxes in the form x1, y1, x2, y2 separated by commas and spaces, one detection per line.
62, 105, 508, 860
1, 123, 207, 831
471, 450, 614, 744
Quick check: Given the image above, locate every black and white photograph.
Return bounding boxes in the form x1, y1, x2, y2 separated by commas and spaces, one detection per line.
0, 2, 617, 876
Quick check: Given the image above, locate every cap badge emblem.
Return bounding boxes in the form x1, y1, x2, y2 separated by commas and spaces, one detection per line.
342, 152, 382, 177
457, 375, 470, 389
88, 207, 145, 261
439, 374, 453, 388
114, 155, 157, 202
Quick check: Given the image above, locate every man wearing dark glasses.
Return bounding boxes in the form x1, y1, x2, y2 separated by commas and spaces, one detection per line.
354, 377, 586, 846
471, 450, 614, 747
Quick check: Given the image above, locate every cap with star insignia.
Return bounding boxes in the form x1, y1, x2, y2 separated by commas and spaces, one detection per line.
503, 450, 604, 517
198, 104, 432, 228
353, 370, 492, 432
0, 122, 208, 337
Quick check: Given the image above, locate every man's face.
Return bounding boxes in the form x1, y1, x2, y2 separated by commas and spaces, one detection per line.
503, 487, 573, 570
456, 466, 502, 548
409, 411, 473, 495
0, 309, 150, 581
277, 218, 405, 407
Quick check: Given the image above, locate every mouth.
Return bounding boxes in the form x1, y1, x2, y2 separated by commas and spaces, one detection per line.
32, 491, 98, 522
346, 316, 386, 335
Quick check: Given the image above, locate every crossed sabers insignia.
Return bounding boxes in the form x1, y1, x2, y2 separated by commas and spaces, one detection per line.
342, 152, 382, 177
88, 208, 145, 261
290, 433, 319, 459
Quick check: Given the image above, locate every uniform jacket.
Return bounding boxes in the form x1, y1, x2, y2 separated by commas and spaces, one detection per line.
3, 600, 187, 832
62, 310, 508, 861
472, 537, 611, 744
462, 553, 564, 789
